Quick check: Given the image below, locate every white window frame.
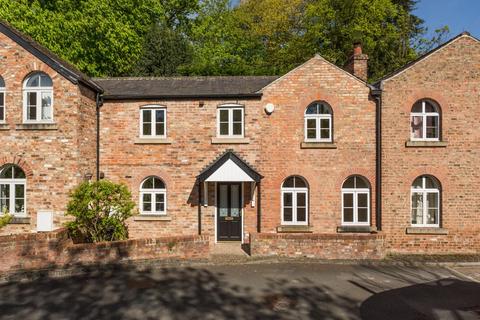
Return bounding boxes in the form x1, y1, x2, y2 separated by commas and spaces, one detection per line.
0, 168, 26, 217
341, 177, 370, 226
139, 177, 167, 215
139, 106, 167, 138
217, 104, 244, 138
411, 176, 440, 227
410, 100, 440, 141
281, 177, 309, 226
23, 74, 54, 124
304, 114, 332, 142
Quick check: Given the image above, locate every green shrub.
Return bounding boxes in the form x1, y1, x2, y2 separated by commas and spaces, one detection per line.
0, 208, 13, 228
66, 180, 135, 243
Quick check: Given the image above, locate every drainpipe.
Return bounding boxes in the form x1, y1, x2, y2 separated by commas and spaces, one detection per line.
372, 86, 382, 231
95, 93, 103, 181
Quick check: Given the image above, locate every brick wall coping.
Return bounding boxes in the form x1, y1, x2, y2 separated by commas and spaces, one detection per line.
251, 232, 385, 241
0, 228, 69, 243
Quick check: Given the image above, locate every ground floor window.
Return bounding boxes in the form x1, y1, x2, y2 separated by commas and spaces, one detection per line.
411, 175, 440, 227
140, 176, 166, 215
342, 176, 370, 225
281, 176, 308, 225
0, 164, 26, 216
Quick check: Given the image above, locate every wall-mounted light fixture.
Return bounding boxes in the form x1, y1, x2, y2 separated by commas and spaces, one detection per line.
264, 103, 275, 115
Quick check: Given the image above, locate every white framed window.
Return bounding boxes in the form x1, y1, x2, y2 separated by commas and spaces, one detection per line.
140, 176, 166, 215
0, 76, 5, 122
140, 106, 166, 138
411, 175, 440, 227
23, 72, 53, 123
342, 176, 370, 225
0, 164, 26, 216
217, 104, 244, 138
410, 99, 440, 141
305, 101, 332, 142
281, 176, 308, 225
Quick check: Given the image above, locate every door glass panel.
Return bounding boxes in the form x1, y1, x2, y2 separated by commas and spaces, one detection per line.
230, 185, 240, 217
219, 184, 228, 217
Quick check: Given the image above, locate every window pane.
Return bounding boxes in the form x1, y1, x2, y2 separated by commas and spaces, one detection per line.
320, 119, 329, 129
307, 129, 316, 139
41, 93, 52, 120
426, 116, 438, 138
357, 193, 368, 208
343, 208, 353, 222
40, 74, 52, 87
343, 193, 353, 208
232, 123, 242, 135
142, 109, 151, 122
411, 116, 423, 138
27, 92, 37, 120
283, 192, 292, 207
15, 184, 24, 198
232, 109, 242, 122
320, 129, 330, 139
412, 177, 423, 189
219, 123, 229, 135
155, 110, 164, 123
355, 177, 368, 189
283, 177, 294, 188
142, 178, 154, 189
306, 104, 317, 114
297, 192, 306, 207
297, 208, 306, 222
0, 92, 3, 107
424, 101, 436, 113
358, 208, 368, 222
294, 177, 307, 188
143, 123, 152, 135
0, 166, 12, 179
14, 167, 25, 179
15, 199, 24, 214
425, 177, 437, 189
427, 192, 438, 208
412, 101, 423, 113
319, 103, 331, 114
142, 193, 152, 212
155, 123, 165, 136
0, 184, 10, 213
427, 208, 438, 225
153, 177, 165, 189
155, 193, 165, 212
219, 109, 229, 122
343, 177, 355, 189
283, 207, 292, 221
28, 106, 37, 120
0, 107, 4, 122
306, 118, 316, 129
411, 193, 423, 225
26, 75, 39, 87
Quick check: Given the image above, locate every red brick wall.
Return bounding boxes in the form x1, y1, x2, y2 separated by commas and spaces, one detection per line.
0, 32, 97, 233
250, 233, 385, 259
0, 229, 210, 272
380, 35, 480, 253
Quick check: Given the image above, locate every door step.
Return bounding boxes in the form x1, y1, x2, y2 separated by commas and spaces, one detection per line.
210, 242, 250, 261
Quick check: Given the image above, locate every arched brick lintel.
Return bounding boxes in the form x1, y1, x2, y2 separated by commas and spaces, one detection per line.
0, 156, 34, 177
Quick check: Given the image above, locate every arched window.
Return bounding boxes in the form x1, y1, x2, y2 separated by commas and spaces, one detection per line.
342, 176, 370, 225
0, 76, 5, 122
23, 72, 53, 123
0, 164, 26, 216
305, 101, 332, 142
411, 175, 440, 227
281, 176, 308, 225
140, 176, 166, 215
411, 99, 440, 140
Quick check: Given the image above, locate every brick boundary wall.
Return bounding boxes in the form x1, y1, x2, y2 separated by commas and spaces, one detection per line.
249, 233, 386, 260
0, 229, 210, 273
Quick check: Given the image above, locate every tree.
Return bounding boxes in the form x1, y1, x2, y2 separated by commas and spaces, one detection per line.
66, 180, 135, 243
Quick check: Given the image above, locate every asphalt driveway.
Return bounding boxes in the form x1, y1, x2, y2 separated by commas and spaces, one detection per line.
0, 262, 478, 320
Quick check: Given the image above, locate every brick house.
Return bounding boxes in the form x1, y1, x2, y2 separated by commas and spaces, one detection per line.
0, 20, 478, 255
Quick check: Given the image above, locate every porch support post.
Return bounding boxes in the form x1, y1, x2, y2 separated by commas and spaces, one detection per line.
256, 181, 261, 233
198, 181, 202, 235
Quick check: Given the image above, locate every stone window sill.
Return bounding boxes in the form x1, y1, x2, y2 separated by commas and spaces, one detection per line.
0, 123, 9, 130
301, 142, 337, 149
405, 140, 447, 148
337, 225, 375, 233
211, 137, 250, 144
277, 225, 313, 233
134, 215, 172, 221
406, 227, 448, 235
16, 123, 58, 130
134, 138, 172, 145
9, 216, 31, 224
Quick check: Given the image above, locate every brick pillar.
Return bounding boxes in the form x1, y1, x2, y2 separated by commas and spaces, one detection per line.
344, 42, 369, 81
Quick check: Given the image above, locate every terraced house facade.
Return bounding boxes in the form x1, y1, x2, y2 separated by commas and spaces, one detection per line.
0, 20, 479, 256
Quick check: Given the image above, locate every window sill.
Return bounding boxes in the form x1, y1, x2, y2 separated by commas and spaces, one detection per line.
134, 215, 172, 221
16, 123, 58, 130
134, 138, 172, 145
0, 124, 9, 130
405, 140, 447, 148
337, 225, 375, 233
277, 225, 312, 233
301, 142, 337, 149
9, 216, 31, 224
211, 137, 250, 144
406, 227, 448, 235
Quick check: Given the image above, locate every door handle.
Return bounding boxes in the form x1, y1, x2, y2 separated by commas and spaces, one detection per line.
224, 217, 234, 221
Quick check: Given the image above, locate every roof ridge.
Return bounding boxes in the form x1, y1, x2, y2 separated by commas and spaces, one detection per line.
94, 75, 279, 81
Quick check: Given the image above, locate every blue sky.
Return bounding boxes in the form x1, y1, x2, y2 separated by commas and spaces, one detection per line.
414, 0, 480, 39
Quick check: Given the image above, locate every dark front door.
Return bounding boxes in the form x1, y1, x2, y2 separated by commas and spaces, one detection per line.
217, 183, 242, 241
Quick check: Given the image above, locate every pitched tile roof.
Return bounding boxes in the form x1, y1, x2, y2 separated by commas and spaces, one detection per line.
94, 76, 279, 100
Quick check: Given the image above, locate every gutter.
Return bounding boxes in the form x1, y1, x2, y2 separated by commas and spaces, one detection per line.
95, 93, 104, 180
371, 85, 382, 231
102, 93, 263, 101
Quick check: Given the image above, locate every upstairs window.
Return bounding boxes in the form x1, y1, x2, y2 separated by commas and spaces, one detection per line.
0, 164, 26, 216
281, 176, 308, 225
411, 175, 440, 227
305, 101, 332, 142
342, 176, 370, 225
140, 176, 166, 215
411, 99, 440, 141
0, 77, 4, 122
23, 72, 53, 123
217, 105, 244, 138
140, 106, 166, 138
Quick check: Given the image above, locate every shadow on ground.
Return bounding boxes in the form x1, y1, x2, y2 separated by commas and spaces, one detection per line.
0, 264, 358, 320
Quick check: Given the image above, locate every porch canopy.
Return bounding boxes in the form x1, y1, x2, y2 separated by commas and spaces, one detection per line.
197, 150, 262, 183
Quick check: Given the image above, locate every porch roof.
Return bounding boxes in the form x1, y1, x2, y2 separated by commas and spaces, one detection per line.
197, 150, 263, 183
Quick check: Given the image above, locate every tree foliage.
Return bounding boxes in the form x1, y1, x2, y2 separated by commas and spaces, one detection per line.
66, 180, 135, 243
